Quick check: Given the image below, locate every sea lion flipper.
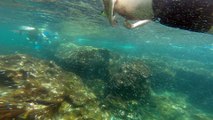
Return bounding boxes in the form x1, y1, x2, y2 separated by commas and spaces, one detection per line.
124, 20, 151, 29
109, 0, 117, 26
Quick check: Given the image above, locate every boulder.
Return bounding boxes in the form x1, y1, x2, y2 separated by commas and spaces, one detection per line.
107, 59, 151, 101
55, 43, 111, 79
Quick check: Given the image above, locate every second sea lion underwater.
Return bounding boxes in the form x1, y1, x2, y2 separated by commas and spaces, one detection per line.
102, 0, 213, 34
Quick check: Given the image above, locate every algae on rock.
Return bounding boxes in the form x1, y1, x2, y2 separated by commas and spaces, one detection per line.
107, 59, 151, 101
0, 54, 109, 120
55, 42, 152, 102
55, 42, 111, 80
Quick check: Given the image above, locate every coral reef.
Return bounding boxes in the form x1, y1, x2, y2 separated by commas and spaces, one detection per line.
0, 54, 109, 119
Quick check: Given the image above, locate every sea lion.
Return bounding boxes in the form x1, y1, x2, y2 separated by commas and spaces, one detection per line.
102, 0, 213, 34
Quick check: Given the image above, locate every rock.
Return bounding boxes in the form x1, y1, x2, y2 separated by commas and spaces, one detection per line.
0, 54, 109, 119
107, 59, 151, 101
55, 42, 111, 79
54, 42, 152, 102
149, 92, 213, 120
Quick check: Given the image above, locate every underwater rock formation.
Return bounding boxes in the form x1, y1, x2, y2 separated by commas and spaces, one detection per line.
149, 92, 213, 120
144, 56, 213, 112
55, 42, 152, 102
103, 91, 213, 120
0, 54, 211, 120
0, 54, 109, 119
107, 59, 151, 101
55, 42, 111, 79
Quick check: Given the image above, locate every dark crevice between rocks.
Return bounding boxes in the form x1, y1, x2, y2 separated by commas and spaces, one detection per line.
0, 70, 17, 89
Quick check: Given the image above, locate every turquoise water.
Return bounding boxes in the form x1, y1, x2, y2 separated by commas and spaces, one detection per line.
0, 0, 213, 120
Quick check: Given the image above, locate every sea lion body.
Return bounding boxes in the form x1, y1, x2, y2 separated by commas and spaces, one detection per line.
114, 0, 154, 20
102, 0, 213, 33
153, 0, 213, 33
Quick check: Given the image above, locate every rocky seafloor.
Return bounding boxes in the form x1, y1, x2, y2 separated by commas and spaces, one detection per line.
0, 42, 213, 120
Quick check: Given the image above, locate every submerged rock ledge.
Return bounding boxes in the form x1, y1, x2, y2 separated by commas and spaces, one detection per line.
0, 54, 109, 120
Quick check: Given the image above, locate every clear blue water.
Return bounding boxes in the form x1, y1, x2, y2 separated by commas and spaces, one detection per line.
0, 0, 213, 119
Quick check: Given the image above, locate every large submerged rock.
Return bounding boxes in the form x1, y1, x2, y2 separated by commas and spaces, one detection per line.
55, 43, 111, 79
0, 54, 109, 119
107, 59, 151, 101
54, 42, 152, 101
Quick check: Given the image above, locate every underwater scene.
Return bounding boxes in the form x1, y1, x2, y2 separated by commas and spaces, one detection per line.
0, 0, 213, 120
